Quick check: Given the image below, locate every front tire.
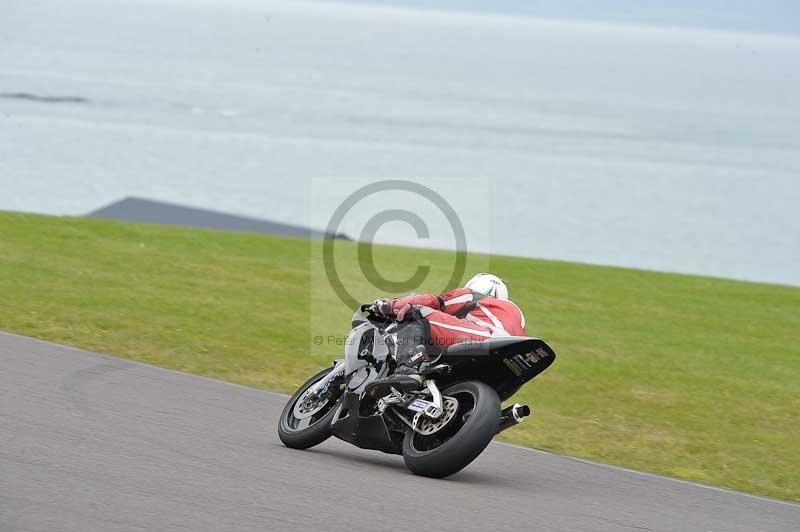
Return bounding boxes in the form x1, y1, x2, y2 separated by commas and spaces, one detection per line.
278, 367, 341, 450
402, 380, 500, 478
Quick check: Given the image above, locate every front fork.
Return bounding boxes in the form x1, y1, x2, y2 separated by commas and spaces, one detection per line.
306, 360, 345, 397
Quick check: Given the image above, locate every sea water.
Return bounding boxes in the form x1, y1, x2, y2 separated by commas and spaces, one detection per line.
1, 0, 798, 285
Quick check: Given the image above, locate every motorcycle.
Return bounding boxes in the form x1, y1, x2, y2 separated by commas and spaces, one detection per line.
278, 303, 556, 477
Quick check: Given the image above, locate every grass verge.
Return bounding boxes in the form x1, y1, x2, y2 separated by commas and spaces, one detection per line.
1, 211, 798, 501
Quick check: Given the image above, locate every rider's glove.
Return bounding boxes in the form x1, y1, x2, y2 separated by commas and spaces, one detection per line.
391, 295, 419, 321
372, 297, 395, 317
393, 301, 412, 321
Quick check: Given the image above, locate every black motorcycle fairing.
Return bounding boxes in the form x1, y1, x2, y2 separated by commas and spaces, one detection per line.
436, 336, 556, 401
441, 336, 536, 356
330, 392, 402, 454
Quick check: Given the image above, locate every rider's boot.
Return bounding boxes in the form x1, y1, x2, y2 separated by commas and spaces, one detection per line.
365, 362, 424, 399
366, 316, 428, 398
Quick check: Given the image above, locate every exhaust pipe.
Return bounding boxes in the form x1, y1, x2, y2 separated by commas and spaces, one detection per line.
497, 403, 531, 434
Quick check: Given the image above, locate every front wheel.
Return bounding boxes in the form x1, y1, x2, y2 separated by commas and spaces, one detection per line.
402, 380, 500, 478
278, 367, 342, 450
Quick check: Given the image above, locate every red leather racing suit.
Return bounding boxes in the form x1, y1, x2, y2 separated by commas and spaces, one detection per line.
393, 288, 526, 351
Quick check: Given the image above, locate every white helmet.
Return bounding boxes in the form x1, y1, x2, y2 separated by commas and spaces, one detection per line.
464, 273, 508, 300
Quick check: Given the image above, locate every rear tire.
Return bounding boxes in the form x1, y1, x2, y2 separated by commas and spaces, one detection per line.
278, 368, 341, 450
402, 380, 500, 478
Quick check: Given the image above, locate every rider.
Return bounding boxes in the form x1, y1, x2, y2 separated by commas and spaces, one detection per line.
367, 273, 526, 395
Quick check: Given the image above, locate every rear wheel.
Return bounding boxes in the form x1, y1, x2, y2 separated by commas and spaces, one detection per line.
278, 367, 342, 449
402, 380, 500, 478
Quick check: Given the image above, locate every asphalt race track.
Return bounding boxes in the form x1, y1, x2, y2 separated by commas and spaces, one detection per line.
2, 332, 797, 532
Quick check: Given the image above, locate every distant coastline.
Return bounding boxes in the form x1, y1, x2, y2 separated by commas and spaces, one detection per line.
314, 0, 800, 37
89, 197, 349, 240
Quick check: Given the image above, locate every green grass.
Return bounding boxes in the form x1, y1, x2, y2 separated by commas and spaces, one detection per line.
1, 211, 798, 501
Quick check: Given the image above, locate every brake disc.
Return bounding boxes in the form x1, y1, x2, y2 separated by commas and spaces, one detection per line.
292, 389, 329, 419
416, 397, 459, 435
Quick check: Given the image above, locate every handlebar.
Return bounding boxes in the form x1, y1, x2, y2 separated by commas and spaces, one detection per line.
361, 303, 397, 323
